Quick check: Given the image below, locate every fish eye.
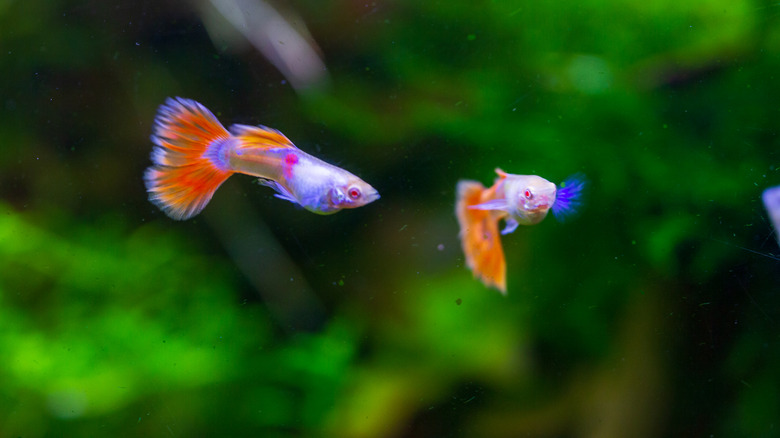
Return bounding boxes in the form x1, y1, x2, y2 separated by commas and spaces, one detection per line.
348, 187, 361, 200
524, 189, 533, 199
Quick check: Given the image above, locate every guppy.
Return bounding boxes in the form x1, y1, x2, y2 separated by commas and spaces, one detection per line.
456, 168, 585, 293
144, 97, 379, 220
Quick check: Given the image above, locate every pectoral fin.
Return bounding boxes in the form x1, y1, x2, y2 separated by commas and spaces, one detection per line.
468, 198, 509, 211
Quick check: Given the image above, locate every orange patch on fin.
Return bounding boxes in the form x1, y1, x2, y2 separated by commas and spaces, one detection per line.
229, 124, 296, 150
456, 180, 507, 293
144, 97, 233, 220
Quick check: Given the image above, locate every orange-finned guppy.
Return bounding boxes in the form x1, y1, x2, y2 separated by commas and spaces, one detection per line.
144, 97, 379, 220
456, 168, 585, 293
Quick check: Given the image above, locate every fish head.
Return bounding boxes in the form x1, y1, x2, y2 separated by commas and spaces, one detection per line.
504, 175, 556, 224
291, 158, 380, 215
305, 173, 379, 215
326, 177, 380, 212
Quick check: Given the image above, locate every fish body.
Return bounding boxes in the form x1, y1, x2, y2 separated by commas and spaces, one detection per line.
144, 97, 379, 220
456, 168, 585, 293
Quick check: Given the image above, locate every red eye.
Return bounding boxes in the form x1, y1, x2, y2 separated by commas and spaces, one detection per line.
524, 189, 533, 199
348, 187, 361, 199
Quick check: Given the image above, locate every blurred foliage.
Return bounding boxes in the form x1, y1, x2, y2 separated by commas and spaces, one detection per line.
1, 0, 780, 437
0, 203, 357, 436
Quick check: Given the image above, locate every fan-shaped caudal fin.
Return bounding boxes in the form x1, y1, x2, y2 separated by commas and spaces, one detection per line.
456, 180, 507, 293
144, 97, 234, 220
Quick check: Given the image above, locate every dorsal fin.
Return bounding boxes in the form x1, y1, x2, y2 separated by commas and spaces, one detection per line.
495, 168, 508, 179
229, 124, 297, 149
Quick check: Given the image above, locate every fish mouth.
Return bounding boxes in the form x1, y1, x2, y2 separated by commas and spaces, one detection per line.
364, 189, 381, 204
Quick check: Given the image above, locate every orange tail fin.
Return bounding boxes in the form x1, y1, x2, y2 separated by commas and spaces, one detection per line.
455, 180, 507, 293
144, 97, 234, 220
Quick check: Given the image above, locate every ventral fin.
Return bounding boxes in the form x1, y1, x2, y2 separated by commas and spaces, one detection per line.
500, 217, 519, 235
258, 179, 298, 204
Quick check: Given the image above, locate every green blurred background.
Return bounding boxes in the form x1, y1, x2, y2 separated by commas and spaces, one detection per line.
1, 0, 779, 436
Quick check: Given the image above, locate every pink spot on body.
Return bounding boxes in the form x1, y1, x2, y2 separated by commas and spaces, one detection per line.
283, 152, 298, 179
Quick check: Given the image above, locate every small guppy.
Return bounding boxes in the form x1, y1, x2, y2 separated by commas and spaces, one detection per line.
455, 169, 585, 294
144, 97, 379, 220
